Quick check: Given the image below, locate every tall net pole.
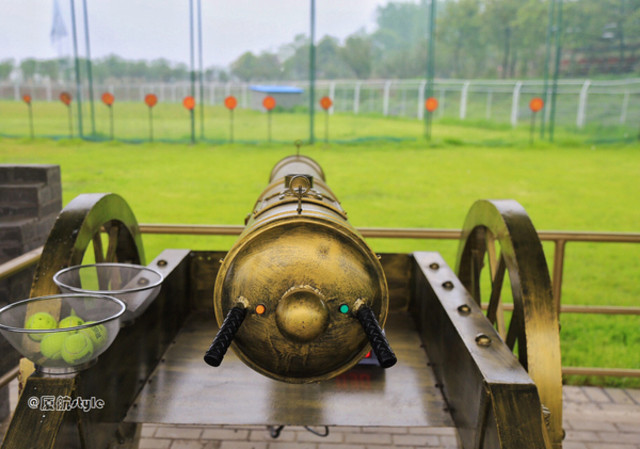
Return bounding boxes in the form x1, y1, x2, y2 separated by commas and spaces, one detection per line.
197, 0, 205, 139
82, 0, 96, 136
309, 0, 316, 145
540, 0, 556, 139
425, 0, 436, 140
69, 0, 83, 138
189, 0, 196, 143
549, 0, 564, 142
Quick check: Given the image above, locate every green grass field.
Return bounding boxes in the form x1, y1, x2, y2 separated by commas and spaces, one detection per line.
1, 109, 638, 387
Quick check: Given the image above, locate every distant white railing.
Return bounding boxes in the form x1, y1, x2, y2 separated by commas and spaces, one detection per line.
2, 78, 640, 129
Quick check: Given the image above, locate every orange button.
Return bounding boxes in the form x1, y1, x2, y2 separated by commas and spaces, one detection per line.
255, 304, 266, 315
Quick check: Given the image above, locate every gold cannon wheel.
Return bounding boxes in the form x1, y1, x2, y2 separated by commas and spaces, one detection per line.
455, 199, 562, 449
30, 193, 145, 297
18, 193, 144, 441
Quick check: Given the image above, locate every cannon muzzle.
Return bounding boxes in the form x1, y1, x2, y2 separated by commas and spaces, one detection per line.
207, 154, 392, 382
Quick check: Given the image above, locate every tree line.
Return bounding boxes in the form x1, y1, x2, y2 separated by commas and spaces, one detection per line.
231, 0, 640, 81
0, 55, 228, 84
2, 0, 638, 83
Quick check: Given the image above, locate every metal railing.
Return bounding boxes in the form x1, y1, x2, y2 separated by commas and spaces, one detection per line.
1, 225, 639, 380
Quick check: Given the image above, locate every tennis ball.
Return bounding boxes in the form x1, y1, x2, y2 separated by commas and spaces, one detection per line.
58, 315, 85, 329
80, 321, 108, 349
25, 312, 58, 342
61, 333, 94, 364
40, 332, 70, 360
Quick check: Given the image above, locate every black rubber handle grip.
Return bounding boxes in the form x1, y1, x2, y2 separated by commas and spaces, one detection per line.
204, 306, 247, 367
356, 305, 397, 368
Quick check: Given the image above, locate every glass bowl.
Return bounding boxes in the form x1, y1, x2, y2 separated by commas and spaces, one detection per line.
0, 293, 125, 373
53, 263, 163, 322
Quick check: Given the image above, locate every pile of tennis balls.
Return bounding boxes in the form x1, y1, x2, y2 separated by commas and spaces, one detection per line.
25, 311, 108, 365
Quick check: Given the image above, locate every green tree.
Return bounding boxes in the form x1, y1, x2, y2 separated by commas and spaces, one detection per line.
281, 34, 309, 80
20, 58, 37, 81
438, 0, 484, 77
562, 0, 640, 75
374, 1, 426, 51
149, 58, 174, 82
0, 59, 14, 80
482, 0, 523, 78
512, 0, 547, 77
316, 36, 353, 79
37, 59, 60, 81
254, 52, 282, 80
231, 52, 259, 81
340, 33, 373, 79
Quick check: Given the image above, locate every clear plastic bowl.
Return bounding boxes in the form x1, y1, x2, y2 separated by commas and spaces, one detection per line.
53, 263, 163, 322
0, 293, 125, 373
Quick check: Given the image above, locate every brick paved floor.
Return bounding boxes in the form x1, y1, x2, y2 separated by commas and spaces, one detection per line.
2, 380, 639, 448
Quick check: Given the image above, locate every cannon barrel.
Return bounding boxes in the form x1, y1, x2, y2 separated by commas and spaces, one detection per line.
205, 154, 394, 382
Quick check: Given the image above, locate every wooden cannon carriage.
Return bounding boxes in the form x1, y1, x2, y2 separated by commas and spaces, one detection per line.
0, 154, 562, 449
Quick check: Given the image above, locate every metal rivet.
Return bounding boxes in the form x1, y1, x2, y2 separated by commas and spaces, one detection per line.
157, 260, 168, 267
429, 262, 439, 270
137, 277, 150, 286
475, 334, 492, 347
442, 281, 454, 290
457, 304, 471, 315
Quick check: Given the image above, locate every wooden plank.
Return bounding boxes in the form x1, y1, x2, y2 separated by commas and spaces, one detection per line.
2, 376, 78, 449
125, 311, 452, 427
412, 252, 550, 449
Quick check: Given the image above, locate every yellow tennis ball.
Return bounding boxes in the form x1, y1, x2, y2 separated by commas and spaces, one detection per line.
61, 333, 94, 364
80, 322, 108, 349
58, 315, 85, 329
25, 312, 58, 341
40, 332, 70, 360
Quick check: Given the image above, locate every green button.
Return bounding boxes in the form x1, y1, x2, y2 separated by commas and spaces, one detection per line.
339, 304, 349, 314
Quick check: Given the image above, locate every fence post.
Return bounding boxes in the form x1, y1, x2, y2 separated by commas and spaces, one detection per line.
329, 81, 336, 114
242, 84, 247, 109
510, 81, 523, 127
354, 81, 361, 115
439, 88, 445, 117
418, 80, 427, 120
383, 80, 392, 116
460, 81, 470, 120
486, 90, 493, 120
46, 79, 52, 102
576, 80, 591, 128
620, 91, 629, 125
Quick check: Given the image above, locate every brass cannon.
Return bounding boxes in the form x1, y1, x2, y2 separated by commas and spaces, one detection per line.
1, 153, 562, 449
205, 155, 395, 382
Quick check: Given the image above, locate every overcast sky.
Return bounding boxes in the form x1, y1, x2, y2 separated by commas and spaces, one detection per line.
0, 0, 401, 68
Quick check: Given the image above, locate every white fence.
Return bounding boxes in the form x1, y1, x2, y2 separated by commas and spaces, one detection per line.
2, 78, 640, 129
